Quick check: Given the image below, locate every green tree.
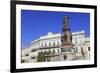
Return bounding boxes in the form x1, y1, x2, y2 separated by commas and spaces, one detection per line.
37, 52, 46, 62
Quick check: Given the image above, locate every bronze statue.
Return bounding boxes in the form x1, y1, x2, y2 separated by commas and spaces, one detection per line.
61, 16, 73, 47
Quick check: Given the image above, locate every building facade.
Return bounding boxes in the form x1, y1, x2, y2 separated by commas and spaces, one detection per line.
21, 31, 90, 62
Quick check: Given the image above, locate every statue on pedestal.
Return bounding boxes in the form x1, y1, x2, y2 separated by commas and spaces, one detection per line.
60, 16, 75, 60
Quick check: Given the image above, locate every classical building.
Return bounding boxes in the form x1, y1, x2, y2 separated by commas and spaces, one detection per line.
21, 16, 90, 63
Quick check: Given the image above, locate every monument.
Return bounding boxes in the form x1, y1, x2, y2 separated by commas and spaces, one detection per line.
60, 16, 75, 60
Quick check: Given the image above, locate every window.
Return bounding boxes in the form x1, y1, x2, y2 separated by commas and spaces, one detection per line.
49, 43, 51, 46
88, 47, 90, 51
31, 56, 36, 59
25, 54, 29, 56
57, 42, 59, 45
53, 50, 55, 54
75, 47, 78, 53
41, 44, 43, 47
53, 42, 55, 46
45, 43, 47, 47
58, 49, 59, 53
31, 49, 36, 52
75, 38, 77, 44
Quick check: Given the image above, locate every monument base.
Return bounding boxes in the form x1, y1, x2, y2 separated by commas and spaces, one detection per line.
60, 46, 76, 60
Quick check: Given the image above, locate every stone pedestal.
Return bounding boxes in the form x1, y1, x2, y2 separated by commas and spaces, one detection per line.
60, 46, 75, 60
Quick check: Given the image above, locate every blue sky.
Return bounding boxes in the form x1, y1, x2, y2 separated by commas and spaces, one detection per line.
21, 10, 90, 49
